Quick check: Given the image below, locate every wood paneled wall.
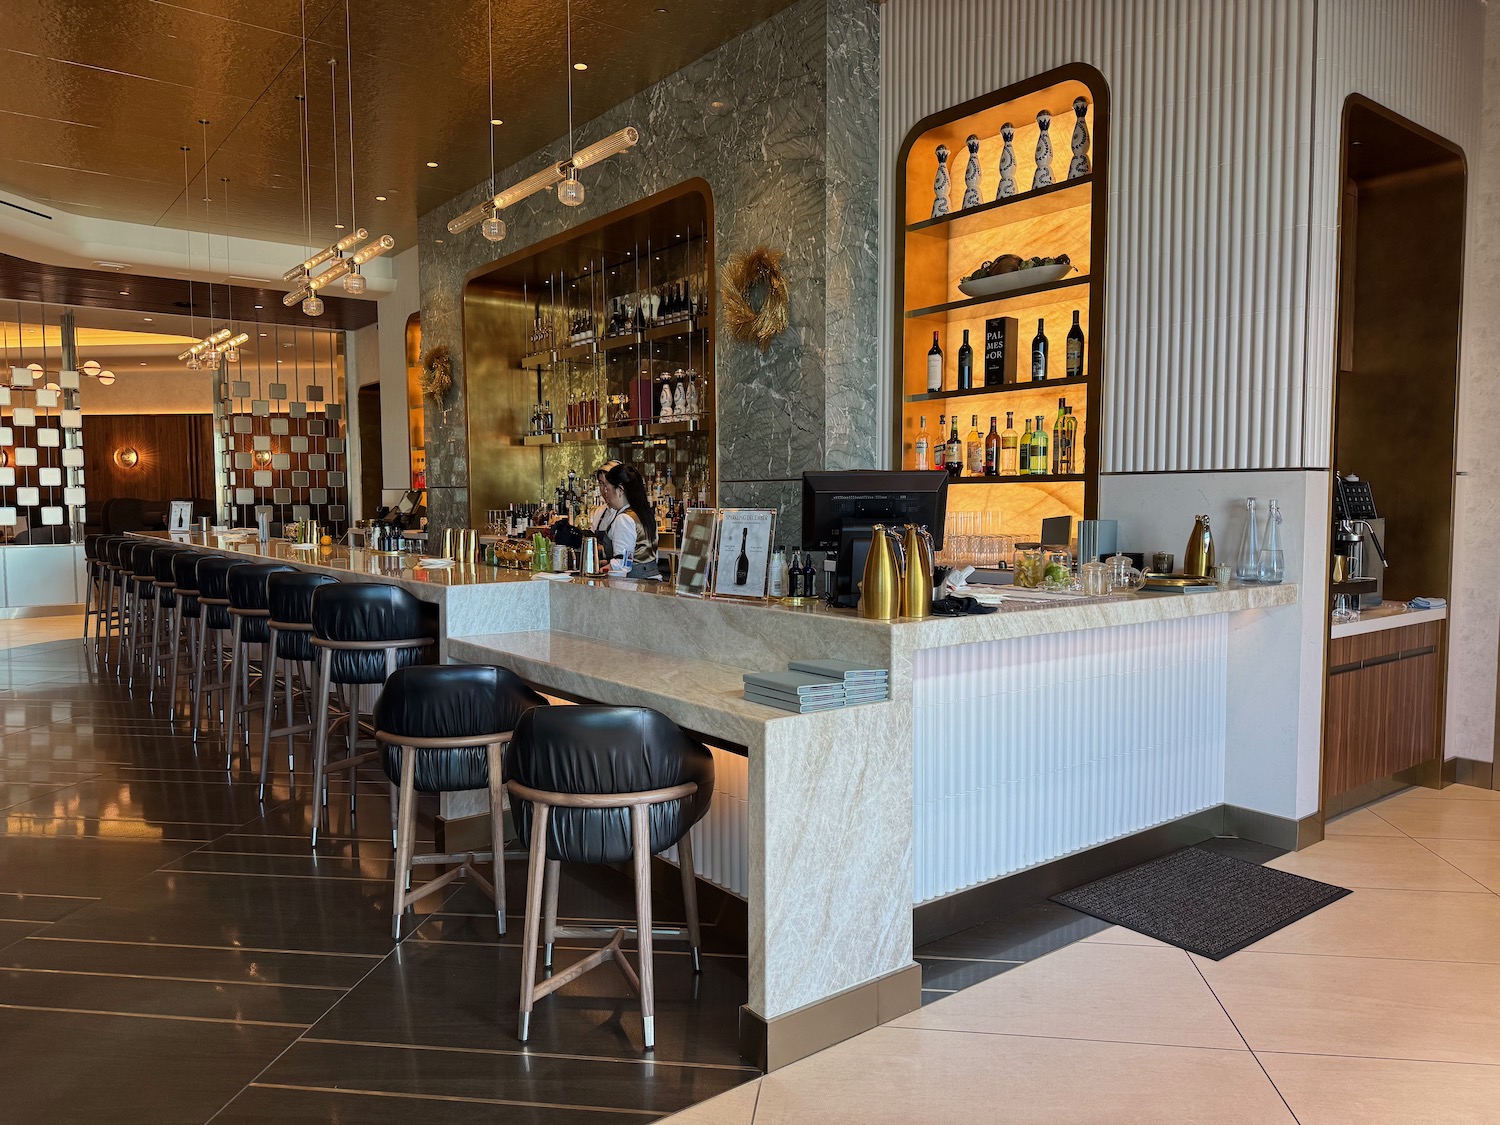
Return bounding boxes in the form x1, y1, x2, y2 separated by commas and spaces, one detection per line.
82, 414, 213, 503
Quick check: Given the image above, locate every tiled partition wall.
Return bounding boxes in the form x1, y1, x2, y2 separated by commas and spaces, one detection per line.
215, 326, 349, 531
0, 362, 85, 536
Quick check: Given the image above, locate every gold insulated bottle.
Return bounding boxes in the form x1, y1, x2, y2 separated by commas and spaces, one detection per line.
1184, 514, 1215, 577
901, 523, 935, 619
860, 524, 902, 620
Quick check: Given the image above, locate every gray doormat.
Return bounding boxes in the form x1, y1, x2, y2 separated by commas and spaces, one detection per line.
1051, 846, 1351, 960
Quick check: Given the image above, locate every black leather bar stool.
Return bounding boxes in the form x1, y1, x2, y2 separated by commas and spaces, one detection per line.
260, 571, 339, 801
308, 582, 432, 847
146, 546, 188, 705
374, 664, 548, 940
125, 542, 161, 690
191, 556, 245, 739
167, 550, 207, 722
81, 534, 107, 645
101, 537, 135, 672
225, 563, 298, 757
88, 536, 121, 660
505, 705, 715, 1050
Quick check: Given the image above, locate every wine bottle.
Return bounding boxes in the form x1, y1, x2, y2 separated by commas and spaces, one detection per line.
1030, 414, 1048, 475
945, 415, 963, 477
801, 552, 818, 597
915, 416, 930, 471
984, 416, 1000, 477
966, 414, 984, 475
1019, 416, 1033, 474
927, 332, 943, 392
1062, 406, 1078, 474
1051, 397, 1067, 475
1031, 318, 1048, 381
735, 528, 750, 585
788, 550, 804, 597
957, 329, 974, 390
1000, 411, 1019, 476
1065, 310, 1085, 379
933, 414, 948, 471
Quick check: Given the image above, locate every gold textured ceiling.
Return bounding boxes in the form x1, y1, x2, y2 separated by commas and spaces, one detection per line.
0, 0, 800, 247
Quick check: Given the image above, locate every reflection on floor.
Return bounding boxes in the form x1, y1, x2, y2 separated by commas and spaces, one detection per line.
668, 785, 1500, 1124
0, 620, 755, 1123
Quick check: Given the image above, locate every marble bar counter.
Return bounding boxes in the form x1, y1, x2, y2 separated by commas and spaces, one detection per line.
144, 531, 1299, 1069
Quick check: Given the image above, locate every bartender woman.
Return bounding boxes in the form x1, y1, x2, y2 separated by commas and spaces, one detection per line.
590, 459, 661, 579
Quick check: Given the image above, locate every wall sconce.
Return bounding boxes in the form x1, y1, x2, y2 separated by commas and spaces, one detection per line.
254, 450, 274, 467
0, 449, 9, 467
114, 447, 140, 469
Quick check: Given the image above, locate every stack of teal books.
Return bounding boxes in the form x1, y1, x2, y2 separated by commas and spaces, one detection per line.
742, 659, 890, 713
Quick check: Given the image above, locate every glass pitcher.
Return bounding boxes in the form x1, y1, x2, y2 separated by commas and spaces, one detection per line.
1105, 554, 1147, 593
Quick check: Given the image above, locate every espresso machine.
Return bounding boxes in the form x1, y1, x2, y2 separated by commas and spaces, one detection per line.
1332, 474, 1388, 610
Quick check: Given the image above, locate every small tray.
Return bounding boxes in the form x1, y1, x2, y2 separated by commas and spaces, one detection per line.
1142, 573, 1218, 588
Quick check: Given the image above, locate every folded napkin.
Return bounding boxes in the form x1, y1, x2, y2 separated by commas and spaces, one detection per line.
1408, 596, 1447, 609
416, 557, 454, 568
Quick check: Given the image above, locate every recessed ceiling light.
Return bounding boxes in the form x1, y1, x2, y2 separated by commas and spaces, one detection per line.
491, 119, 503, 126
375, 195, 386, 201
277, 359, 283, 364
119, 290, 129, 296
426, 161, 438, 167
334, 223, 345, 229
435, 239, 444, 244
92, 260, 130, 271
260, 333, 267, 337
574, 62, 588, 71
253, 304, 263, 309
143, 316, 152, 322
139, 361, 147, 366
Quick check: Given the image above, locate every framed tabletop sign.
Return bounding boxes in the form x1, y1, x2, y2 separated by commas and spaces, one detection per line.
168, 499, 194, 531
712, 508, 776, 600
674, 508, 718, 598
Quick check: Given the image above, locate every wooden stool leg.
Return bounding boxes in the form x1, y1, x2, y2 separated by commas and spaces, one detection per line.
542, 860, 560, 970
631, 803, 656, 1050
487, 743, 507, 936
310, 650, 334, 848
225, 620, 243, 760
517, 802, 551, 1043
259, 639, 278, 800
345, 684, 360, 812
168, 605, 182, 721
190, 615, 208, 738
148, 597, 162, 704
678, 829, 703, 973
391, 746, 418, 941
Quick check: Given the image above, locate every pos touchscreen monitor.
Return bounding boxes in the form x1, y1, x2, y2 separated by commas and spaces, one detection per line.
801, 470, 949, 607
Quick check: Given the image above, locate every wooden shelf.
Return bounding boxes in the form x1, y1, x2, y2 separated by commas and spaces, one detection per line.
526, 321, 706, 365
906, 375, 1088, 403
907, 176, 1093, 236
906, 275, 1089, 320
944, 474, 1087, 486
515, 416, 711, 447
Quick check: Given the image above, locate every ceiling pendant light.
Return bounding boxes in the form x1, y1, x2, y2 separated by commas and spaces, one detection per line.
480, 0, 508, 241
558, 0, 585, 207
481, 208, 506, 242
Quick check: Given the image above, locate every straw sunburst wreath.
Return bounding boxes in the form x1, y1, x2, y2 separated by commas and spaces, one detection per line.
420, 345, 453, 403
722, 247, 788, 352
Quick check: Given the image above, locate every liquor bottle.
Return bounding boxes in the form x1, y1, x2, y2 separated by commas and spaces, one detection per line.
1019, 416, 1033, 475
957, 329, 974, 390
984, 416, 1000, 477
1062, 406, 1077, 473
1000, 411, 1020, 476
543, 401, 554, 432
663, 466, 678, 502
735, 528, 750, 585
769, 546, 787, 597
927, 332, 943, 392
1031, 318, 1049, 381
1051, 397, 1068, 475
933, 414, 948, 471
945, 415, 963, 477
1065, 310, 1085, 379
801, 552, 818, 597
788, 549, 804, 597
1029, 414, 1048, 475
915, 416, 931, 471
966, 414, 984, 475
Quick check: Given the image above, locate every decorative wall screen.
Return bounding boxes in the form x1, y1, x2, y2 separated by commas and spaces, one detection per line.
215, 327, 347, 532
2, 364, 84, 537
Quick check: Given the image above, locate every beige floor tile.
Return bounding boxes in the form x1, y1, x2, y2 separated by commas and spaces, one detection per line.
1387, 783, 1500, 803
1367, 798, 1500, 842
1415, 837, 1500, 893
658, 1080, 760, 1124
1080, 924, 1169, 947
753, 1027, 1294, 1125
893, 940, 1244, 1049
1266, 834, 1486, 892
0, 616, 84, 650
1325, 808, 1406, 837
1197, 951, 1500, 1064
1245, 888, 1500, 962
1258, 1052, 1500, 1125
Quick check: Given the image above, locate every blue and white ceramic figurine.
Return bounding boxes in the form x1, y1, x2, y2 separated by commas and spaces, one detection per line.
1033, 109, 1054, 190
962, 134, 983, 208
932, 143, 951, 219
997, 123, 1017, 199
1068, 97, 1091, 179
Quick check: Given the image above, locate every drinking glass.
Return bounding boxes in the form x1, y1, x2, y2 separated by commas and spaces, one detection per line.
1081, 561, 1110, 596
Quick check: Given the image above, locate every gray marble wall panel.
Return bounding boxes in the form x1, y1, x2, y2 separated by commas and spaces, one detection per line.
417, 0, 879, 537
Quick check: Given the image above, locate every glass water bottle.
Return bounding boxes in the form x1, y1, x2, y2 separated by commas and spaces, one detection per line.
1257, 499, 1285, 584
1234, 497, 1259, 582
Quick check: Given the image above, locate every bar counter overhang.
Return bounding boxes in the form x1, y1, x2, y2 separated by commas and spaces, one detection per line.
141, 530, 1298, 1067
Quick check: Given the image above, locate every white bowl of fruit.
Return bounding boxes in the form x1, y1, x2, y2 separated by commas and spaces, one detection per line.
958, 253, 1072, 299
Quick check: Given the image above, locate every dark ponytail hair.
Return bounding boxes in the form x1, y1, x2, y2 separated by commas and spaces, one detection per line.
602, 461, 656, 542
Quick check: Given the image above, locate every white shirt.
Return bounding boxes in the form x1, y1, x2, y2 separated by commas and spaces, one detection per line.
596, 506, 641, 563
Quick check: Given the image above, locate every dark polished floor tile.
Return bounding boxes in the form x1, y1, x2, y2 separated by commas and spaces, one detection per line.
42, 868, 451, 956
200, 831, 400, 864
310, 938, 750, 1067
916, 955, 1022, 992
915, 900, 1113, 962
0, 891, 96, 923
0, 1007, 301, 1125
0, 966, 342, 1024
0, 836, 199, 897
0, 919, 44, 951
164, 847, 400, 882
3, 815, 244, 842
268, 1038, 754, 1115
6, 936, 380, 988
3, 775, 292, 827
0, 779, 95, 811
214, 1084, 659, 1125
